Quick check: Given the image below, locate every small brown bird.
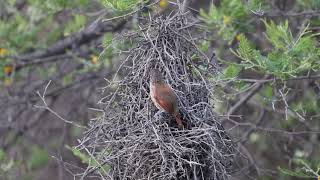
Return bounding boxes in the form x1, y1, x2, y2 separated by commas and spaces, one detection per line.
149, 69, 184, 128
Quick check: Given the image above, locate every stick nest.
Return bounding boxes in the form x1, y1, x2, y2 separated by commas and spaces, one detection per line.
80, 10, 236, 180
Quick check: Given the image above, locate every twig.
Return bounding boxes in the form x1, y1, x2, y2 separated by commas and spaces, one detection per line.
226, 118, 320, 135
238, 74, 320, 83
181, 0, 189, 13
15, 54, 72, 70
263, 10, 320, 17
34, 81, 86, 129
240, 108, 265, 144
227, 75, 272, 117
239, 143, 260, 176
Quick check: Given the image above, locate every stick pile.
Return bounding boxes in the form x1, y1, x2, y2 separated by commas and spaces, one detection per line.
80, 9, 235, 180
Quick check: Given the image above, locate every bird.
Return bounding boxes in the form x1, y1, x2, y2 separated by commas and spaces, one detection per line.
149, 69, 184, 128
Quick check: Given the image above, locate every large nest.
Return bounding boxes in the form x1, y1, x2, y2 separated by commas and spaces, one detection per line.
79, 9, 236, 180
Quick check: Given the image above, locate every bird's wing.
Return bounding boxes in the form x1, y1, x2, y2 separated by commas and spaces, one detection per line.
155, 86, 178, 114
154, 94, 175, 114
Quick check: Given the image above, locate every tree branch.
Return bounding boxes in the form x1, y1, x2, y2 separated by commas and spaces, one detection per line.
238, 74, 320, 83
227, 75, 272, 117
13, 18, 126, 62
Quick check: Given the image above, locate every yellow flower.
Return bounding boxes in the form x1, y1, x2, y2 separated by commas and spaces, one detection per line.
235, 34, 242, 42
223, 15, 232, 25
0, 48, 8, 57
4, 65, 13, 75
318, 176, 320, 180
159, 0, 169, 9
90, 55, 98, 64
4, 78, 12, 87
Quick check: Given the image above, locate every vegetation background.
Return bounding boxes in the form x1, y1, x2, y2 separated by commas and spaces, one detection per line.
0, 0, 319, 179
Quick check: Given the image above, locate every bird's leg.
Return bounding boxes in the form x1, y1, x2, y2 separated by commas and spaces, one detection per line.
175, 114, 184, 129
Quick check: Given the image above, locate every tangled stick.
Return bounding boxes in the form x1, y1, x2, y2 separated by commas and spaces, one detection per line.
79, 9, 236, 180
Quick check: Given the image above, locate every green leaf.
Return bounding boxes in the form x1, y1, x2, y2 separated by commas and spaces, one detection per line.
220, 0, 248, 20
278, 166, 314, 178
297, 0, 320, 9
63, 73, 73, 86
199, 4, 221, 26
27, 146, 49, 170
66, 145, 89, 164
199, 40, 210, 52
223, 64, 241, 78
235, 81, 251, 91
233, 20, 320, 78
260, 85, 273, 99
101, 0, 143, 11
102, 33, 113, 48
66, 145, 111, 174
263, 20, 293, 50
236, 34, 255, 60
64, 14, 87, 35
0, 149, 6, 161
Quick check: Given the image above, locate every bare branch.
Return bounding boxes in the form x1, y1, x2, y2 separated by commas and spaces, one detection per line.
34, 81, 87, 129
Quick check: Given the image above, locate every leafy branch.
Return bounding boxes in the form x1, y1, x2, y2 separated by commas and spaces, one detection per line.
232, 20, 320, 79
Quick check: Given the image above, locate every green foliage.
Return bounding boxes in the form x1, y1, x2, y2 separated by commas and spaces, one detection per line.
100, 32, 134, 67
234, 34, 263, 69
297, 0, 320, 9
278, 158, 319, 178
66, 145, 111, 175
260, 85, 273, 99
199, 40, 210, 53
0, 5, 59, 52
220, 0, 248, 20
199, 0, 269, 42
63, 73, 73, 86
27, 146, 49, 170
233, 20, 320, 79
0, 0, 96, 53
101, 33, 114, 66
64, 14, 87, 36
0, 149, 5, 161
234, 81, 251, 92
0, 14, 37, 51
66, 145, 90, 164
255, 84, 274, 105
199, 4, 220, 26
0, 0, 104, 81
199, 3, 235, 41
292, 90, 319, 118
102, 32, 113, 48
247, 0, 268, 11
101, 0, 144, 11
27, 0, 90, 12
264, 20, 293, 50
278, 167, 315, 178
223, 64, 241, 78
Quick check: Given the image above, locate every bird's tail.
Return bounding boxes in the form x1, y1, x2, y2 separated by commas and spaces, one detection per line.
175, 114, 184, 129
